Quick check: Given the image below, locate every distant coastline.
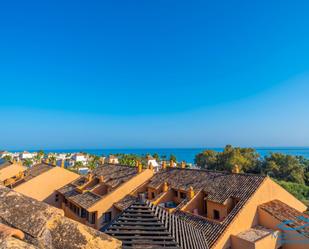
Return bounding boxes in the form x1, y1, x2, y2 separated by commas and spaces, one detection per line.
16, 147, 309, 163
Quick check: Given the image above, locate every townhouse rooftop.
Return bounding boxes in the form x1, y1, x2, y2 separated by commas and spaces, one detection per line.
148, 167, 266, 203
57, 164, 140, 209
116, 167, 267, 247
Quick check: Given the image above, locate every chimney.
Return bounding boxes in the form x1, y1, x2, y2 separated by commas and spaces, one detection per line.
181, 161, 186, 169
163, 182, 168, 192
188, 186, 195, 200
170, 160, 174, 168
87, 173, 93, 182
137, 162, 143, 173
148, 162, 154, 171
99, 175, 104, 183
162, 161, 167, 170
232, 164, 240, 174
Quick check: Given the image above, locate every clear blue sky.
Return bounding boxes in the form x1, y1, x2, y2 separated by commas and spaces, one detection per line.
1, 0, 309, 149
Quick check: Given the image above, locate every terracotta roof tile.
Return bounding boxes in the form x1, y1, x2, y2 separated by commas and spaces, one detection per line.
0, 186, 122, 249
259, 199, 309, 238
105, 199, 209, 249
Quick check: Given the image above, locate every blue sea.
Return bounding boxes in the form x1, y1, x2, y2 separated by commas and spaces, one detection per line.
39, 147, 309, 163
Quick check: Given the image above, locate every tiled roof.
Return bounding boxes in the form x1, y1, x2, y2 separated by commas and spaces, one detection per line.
0, 160, 12, 170
236, 226, 274, 242
114, 195, 138, 211
148, 168, 265, 203
92, 164, 138, 188
58, 164, 139, 209
259, 199, 309, 238
104, 199, 209, 249
148, 168, 266, 247
0, 186, 121, 249
11, 163, 53, 188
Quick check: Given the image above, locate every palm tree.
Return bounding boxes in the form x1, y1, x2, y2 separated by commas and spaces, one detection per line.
74, 161, 83, 172
38, 150, 45, 158
24, 159, 33, 168
49, 155, 57, 165
88, 155, 100, 170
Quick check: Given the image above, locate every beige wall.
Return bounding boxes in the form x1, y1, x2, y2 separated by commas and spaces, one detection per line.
0, 163, 26, 181
182, 191, 205, 215
152, 189, 175, 205
207, 200, 228, 221
212, 177, 307, 249
88, 169, 154, 229
14, 167, 79, 207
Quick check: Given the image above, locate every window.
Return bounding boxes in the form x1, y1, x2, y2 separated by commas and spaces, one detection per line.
151, 192, 155, 199
179, 192, 186, 199
81, 208, 87, 218
213, 210, 220, 220
55, 194, 59, 202
89, 212, 96, 224
103, 212, 112, 223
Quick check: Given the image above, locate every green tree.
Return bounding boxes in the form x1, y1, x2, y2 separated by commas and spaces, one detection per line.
3, 155, 12, 162
152, 153, 160, 161
74, 161, 83, 171
262, 153, 305, 184
88, 155, 100, 170
38, 150, 45, 158
23, 159, 33, 168
195, 150, 218, 169
49, 155, 57, 165
195, 145, 260, 173
169, 154, 177, 162
118, 154, 141, 167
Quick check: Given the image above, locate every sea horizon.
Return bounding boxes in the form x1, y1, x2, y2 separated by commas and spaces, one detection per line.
8, 146, 309, 163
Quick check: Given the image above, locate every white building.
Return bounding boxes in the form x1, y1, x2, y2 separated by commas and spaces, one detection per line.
0, 151, 10, 158
19, 151, 34, 159
72, 153, 87, 165
56, 153, 67, 160
146, 156, 160, 172
106, 155, 119, 164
